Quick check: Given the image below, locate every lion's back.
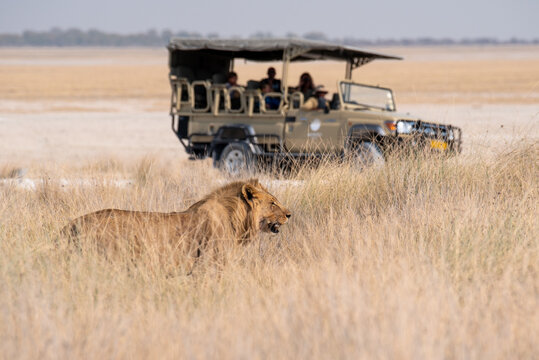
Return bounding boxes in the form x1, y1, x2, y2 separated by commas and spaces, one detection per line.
62, 209, 193, 253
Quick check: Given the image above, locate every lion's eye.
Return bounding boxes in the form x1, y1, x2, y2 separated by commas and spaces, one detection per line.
271, 202, 276, 207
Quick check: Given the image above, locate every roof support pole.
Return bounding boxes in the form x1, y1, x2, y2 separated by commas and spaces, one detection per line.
281, 48, 292, 106
346, 57, 375, 80
282, 46, 310, 107
345, 60, 352, 80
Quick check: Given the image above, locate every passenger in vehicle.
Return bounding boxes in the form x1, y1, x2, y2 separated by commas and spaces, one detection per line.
226, 71, 241, 109
260, 67, 281, 93
225, 71, 239, 88
261, 83, 281, 110
301, 85, 329, 112
296, 72, 315, 100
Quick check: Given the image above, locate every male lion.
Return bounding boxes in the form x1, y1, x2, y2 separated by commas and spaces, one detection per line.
61, 179, 291, 262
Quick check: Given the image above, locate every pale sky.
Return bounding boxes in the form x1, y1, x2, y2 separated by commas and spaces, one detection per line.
0, 0, 538, 39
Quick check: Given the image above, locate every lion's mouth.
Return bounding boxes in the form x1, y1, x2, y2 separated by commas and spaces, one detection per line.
269, 223, 280, 234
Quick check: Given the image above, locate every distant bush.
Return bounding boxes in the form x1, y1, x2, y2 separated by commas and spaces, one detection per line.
0, 28, 202, 47
0, 28, 537, 47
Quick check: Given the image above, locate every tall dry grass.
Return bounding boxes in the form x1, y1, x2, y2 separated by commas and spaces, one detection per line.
0, 143, 537, 359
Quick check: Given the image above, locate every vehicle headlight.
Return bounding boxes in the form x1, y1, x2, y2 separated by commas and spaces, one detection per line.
397, 121, 414, 134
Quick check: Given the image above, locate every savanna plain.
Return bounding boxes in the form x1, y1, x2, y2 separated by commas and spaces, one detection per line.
0, 46, 538, 359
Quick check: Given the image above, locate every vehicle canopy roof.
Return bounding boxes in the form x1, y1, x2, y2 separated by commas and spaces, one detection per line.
167, 38, 401, 62
167, 38, 402, 87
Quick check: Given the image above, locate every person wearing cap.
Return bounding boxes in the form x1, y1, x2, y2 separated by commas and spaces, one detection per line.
260, 67, 281, 92
301, 85, 329, 111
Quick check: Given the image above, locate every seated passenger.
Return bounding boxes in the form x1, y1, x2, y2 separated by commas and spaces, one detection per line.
226, 71, 241, 109
260, 67, 281, 93
296, 72, 315, 100
261, 83, 281, 110
301, 85, 329, 111
225, 71, 239, 89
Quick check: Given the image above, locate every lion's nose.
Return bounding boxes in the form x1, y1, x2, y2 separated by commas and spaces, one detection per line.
286, 213, 291, 219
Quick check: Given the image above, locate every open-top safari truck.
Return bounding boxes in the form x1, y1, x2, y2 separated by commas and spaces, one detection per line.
168, 38, 461, 173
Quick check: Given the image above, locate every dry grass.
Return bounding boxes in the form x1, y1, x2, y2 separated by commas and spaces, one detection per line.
1, 143, 537, 359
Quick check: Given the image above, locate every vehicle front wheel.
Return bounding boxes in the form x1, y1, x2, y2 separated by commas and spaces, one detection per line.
217, 142, 256, 176
350, 141, 385, 167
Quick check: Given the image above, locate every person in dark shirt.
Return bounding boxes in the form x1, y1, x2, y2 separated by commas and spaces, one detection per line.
296, 72, 315, 100
260, 67, 281, 93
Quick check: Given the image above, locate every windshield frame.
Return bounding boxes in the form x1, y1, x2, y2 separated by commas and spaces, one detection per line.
338, 80, 396, 111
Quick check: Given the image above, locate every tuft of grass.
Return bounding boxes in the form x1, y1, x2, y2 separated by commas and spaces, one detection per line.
0, 164, 26, 179
82, 157, 126, 174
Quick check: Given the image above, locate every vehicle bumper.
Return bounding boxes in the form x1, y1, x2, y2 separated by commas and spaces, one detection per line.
393, 120, 462, 154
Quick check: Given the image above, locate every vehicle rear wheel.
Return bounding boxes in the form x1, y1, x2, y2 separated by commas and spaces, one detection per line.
217, 143, 255, 175
351, 141, 385, 167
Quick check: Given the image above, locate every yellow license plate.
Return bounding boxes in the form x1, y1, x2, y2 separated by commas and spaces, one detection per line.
430, 140, 448, 150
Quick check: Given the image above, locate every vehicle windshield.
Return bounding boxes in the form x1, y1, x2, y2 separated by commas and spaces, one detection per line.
339, 82, 395, 111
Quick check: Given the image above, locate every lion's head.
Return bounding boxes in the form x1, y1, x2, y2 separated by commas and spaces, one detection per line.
241, 179, 291, 234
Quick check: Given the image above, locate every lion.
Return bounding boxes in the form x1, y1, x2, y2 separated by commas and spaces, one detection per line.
61, 179, 291, 264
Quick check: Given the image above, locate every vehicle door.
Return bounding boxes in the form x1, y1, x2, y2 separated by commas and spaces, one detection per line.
300, 110, 343, 152
283, 89, 346, 153
283, 110, 310, 152
284, 109, 343, 153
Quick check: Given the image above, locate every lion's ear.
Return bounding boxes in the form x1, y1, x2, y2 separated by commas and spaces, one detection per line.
242, 183, 258, 207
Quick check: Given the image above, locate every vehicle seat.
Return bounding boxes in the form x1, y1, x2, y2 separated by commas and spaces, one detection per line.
194, 85, 208, 110
212, 73, 227, 84
330, 93, 340, 110
246, 80, 260, 90
176, 66, 195, 82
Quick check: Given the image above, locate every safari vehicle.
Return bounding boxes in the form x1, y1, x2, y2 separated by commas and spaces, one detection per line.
168, 38, 461, 173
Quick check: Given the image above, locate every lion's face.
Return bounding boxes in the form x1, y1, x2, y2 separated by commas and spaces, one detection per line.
241, 180, 291, 234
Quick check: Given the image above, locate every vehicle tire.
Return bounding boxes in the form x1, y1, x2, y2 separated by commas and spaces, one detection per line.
351, 141, 385, 167
217, 142, 256, 176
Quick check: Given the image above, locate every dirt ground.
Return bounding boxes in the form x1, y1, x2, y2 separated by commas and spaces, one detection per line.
0, 45, 538, 165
